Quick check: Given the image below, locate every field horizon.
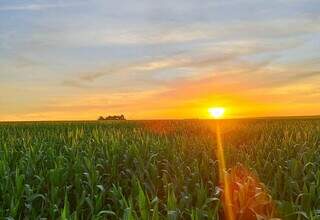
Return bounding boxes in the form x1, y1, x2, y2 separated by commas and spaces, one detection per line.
1, 118, 320, 219
1, 114, 320, 123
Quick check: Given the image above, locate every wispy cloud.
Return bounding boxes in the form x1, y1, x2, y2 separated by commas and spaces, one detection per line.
61, 38, 302, 88
25, 17, 320, 49
1, 0, 320, 120
0, 2, 80, 11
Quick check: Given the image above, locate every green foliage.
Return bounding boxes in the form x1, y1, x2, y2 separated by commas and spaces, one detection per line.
0, 119, 319, 219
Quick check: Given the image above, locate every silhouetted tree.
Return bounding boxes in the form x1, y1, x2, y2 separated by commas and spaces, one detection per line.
98, 114, 126, 120
98, 116, 105, 120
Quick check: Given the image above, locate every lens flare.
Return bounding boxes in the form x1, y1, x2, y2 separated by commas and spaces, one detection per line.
214, 122, 277, 219
215, 122, 235, 220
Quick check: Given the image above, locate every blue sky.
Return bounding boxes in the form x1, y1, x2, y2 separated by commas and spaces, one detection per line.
1, 0, 320, 120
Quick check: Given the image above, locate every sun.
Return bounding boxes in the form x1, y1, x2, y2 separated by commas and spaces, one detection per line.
208, 107, 225, 119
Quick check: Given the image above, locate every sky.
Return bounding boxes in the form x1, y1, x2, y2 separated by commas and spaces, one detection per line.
0, 0, 320, 121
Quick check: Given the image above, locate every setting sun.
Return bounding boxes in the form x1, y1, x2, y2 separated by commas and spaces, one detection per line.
209, 107, 225, 119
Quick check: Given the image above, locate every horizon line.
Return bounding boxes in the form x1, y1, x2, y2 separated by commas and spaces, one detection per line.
1, 114, 320, 123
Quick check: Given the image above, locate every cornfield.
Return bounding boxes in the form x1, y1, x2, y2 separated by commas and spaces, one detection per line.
0, 119, 320, 219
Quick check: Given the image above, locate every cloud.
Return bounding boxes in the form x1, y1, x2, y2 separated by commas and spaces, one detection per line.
61, 79, 91, 89
2, 0, 320, 120
61, 38, 302, 88
0, 2, 80, 11
55, 39, 320, 118
26, 16, 320, 49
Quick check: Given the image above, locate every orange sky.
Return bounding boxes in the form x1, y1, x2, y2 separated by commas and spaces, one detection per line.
1, 1, 320, 121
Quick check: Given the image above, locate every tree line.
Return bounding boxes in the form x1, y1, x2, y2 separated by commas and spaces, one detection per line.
98, 114, 126, 120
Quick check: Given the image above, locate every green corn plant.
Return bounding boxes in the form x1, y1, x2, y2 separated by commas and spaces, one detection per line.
0, 119, 320, 219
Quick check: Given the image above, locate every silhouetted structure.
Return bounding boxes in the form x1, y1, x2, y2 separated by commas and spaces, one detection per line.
98, 114, 126, 120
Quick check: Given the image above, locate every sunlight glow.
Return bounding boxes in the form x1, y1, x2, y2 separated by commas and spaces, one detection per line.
215, 122, 234, 220
208, 107, 225, 119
